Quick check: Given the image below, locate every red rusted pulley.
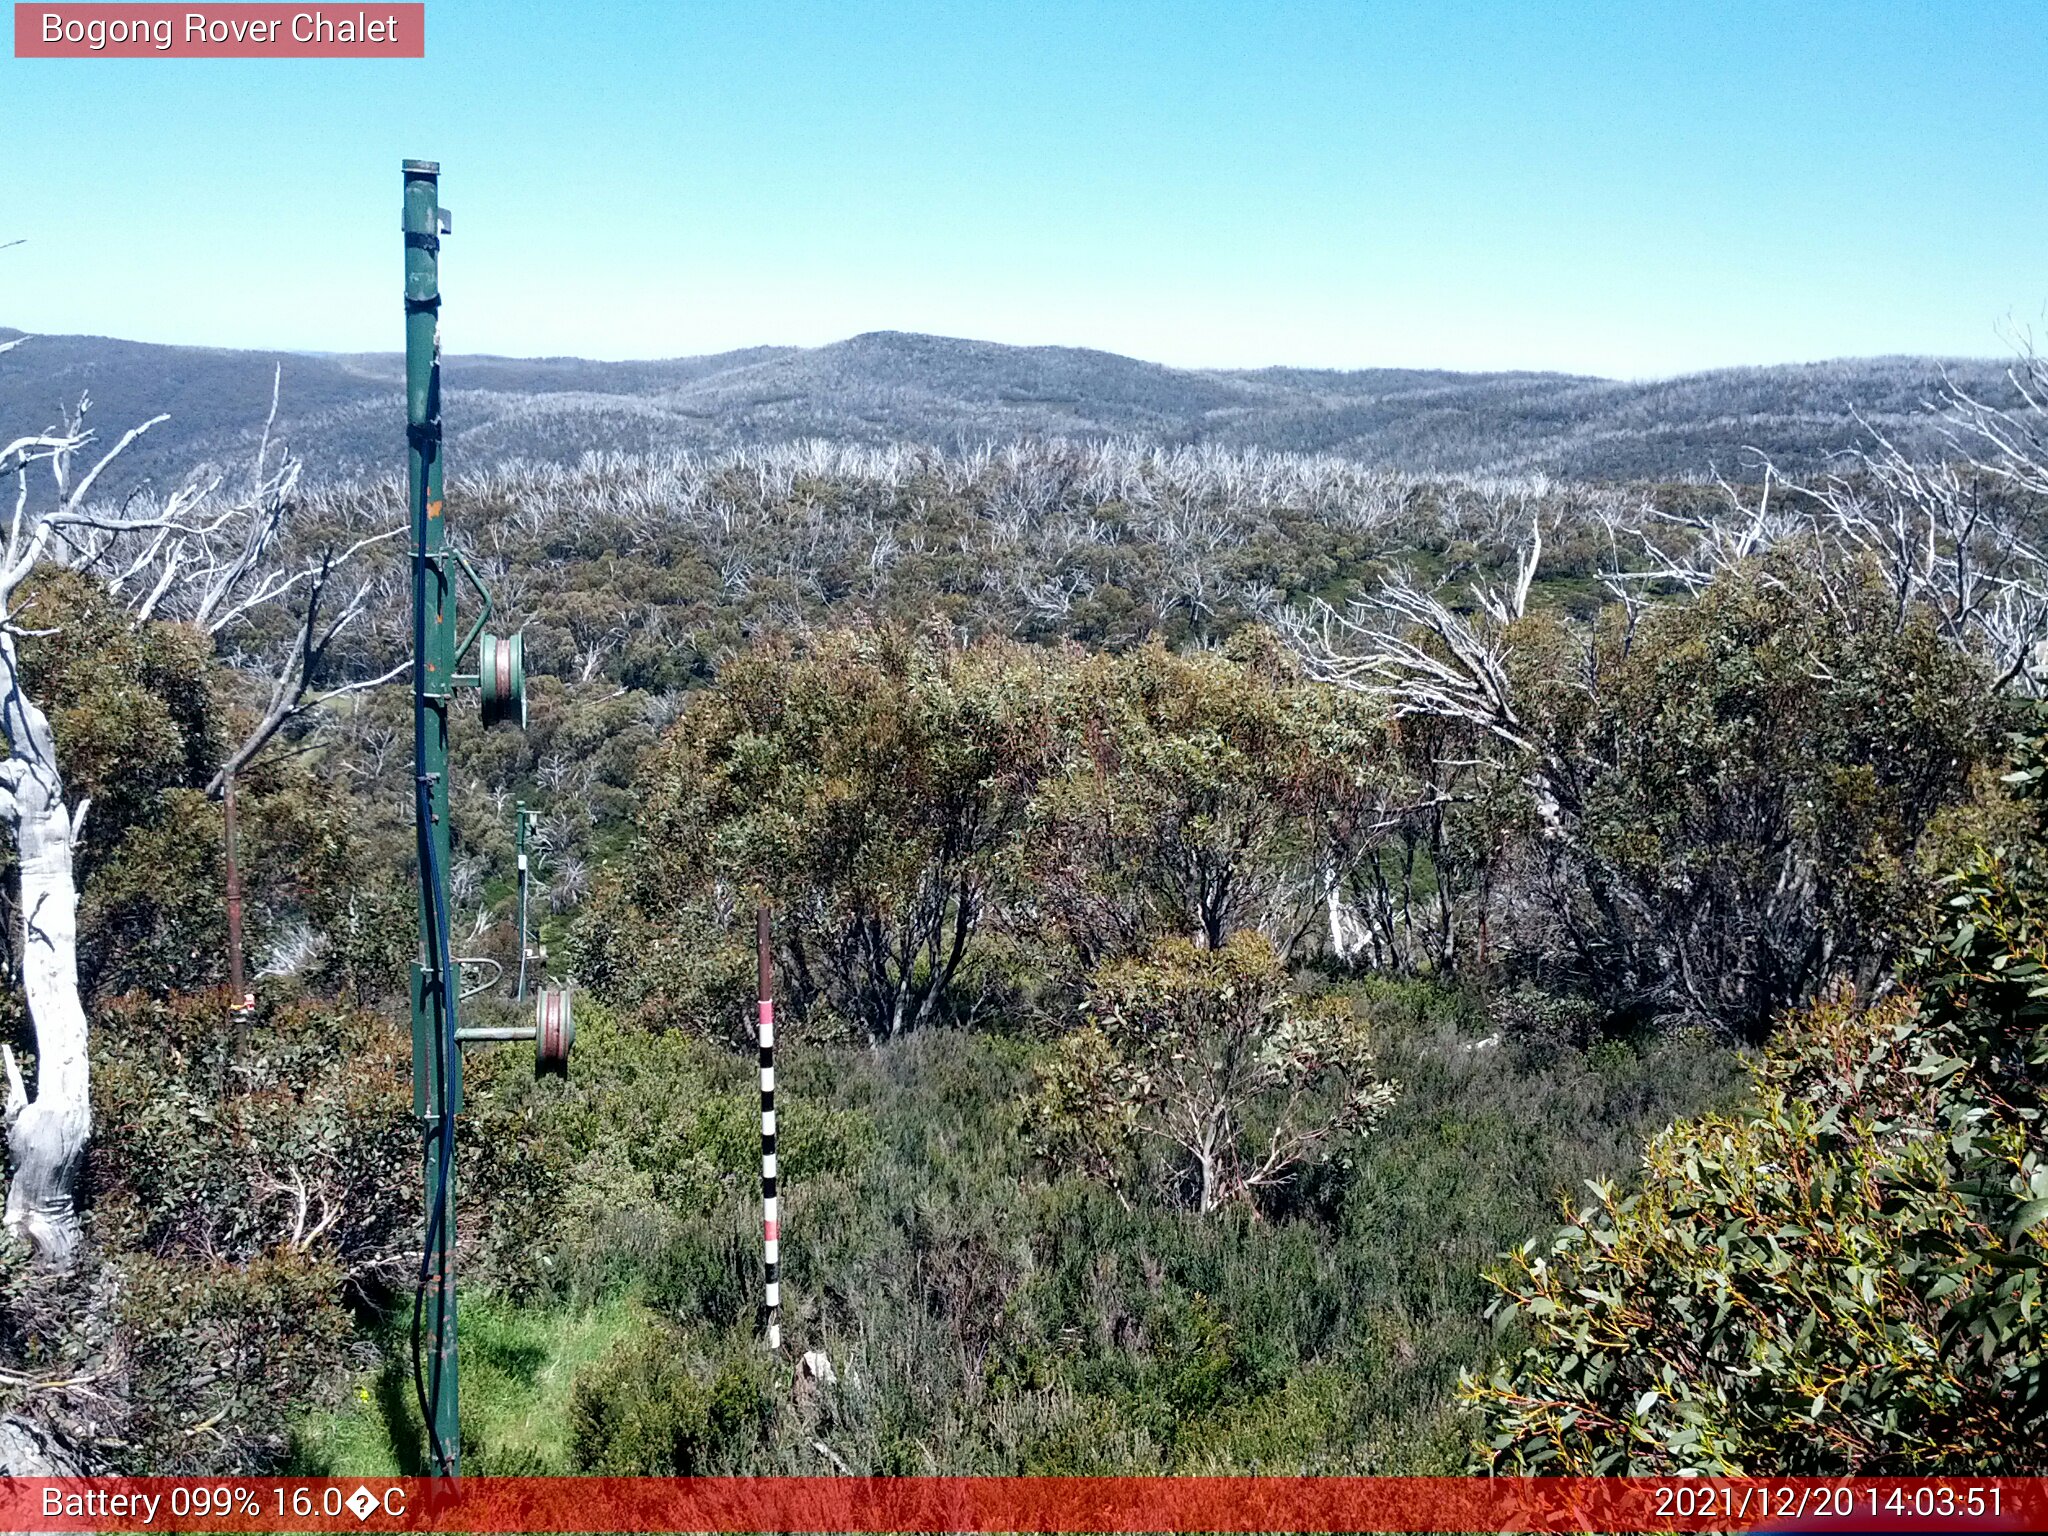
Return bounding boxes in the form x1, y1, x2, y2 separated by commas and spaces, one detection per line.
534, 986, 574, 1076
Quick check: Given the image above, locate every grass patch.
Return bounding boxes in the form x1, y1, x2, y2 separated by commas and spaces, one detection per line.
292, 1295, 658, 1475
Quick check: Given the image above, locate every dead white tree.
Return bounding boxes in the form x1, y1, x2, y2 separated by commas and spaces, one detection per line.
199, 537, 409, 795
1611, 359, 2048, 692
1285, 522, 1567, 831
1786, 374, 2048, 691
1282, 523, 1571, 975
61, 371, 410, 794
0, 405, 194, 1264
0, 370, 401, 1265
1287, 361, 2048, 1028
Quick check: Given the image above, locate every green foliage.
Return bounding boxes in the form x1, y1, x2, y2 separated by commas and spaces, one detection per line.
310, 872, 416, 1007
1331, 705, 1526, 979
603, 624, 1406, 1041
76, 788, 223, 1000
1465, 708, 2048, 1473
2, 572, 220, 1002
93, 991, 415, 1277
1487, 982, 1604, 1051
1023, 632, 1384, 965
22, 572, 221, 822
5, 426, 2009, 1481
1021, 1021, 1141, 1193
590, 552, 1992, 1061
624, 622, 1058, 1039
565, 879, 753, 1042
567, 1331, 771, 1473
294, 1295, 660, 1477
289, 990, 1737, 1477
1532, 557, 1995, 1038
0, 992, 418, 1472
1463, 989, 2041, 1472
1032, 933, 1395, 1213
1907, 706, 2048, 1119
0, 570, 385, 1008
460, 1001, 878, 1299
112, 1249, 351, 1474
90, 990, 415, 1272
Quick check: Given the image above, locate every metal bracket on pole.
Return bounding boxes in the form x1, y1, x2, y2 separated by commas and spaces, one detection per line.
448, 544, 494, 668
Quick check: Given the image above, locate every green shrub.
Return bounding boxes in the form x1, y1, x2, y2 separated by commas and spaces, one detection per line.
462, 1001, 877, 1300
90, 990, 415, 1275
0, 990, 421, 1473
565, 877, 754, 1040
1488, 983, 1603, 1051
1463, 986, 2042, 1472
626, 622, 1059, 1040
340, 992, 1734, 1478
1021, 631, 1385, 967
641, 1214, 761, 1330
1526, 557, 1996, 1039
1028, 934, 1395, 1214
568, 1332, 770, 1473
1464, 705, 2048, 1473
113, 1249, 352, 1474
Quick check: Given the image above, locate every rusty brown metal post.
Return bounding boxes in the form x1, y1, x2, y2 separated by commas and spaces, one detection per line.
224, 772, 246, 1008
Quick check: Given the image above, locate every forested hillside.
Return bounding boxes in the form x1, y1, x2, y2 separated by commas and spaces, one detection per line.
0, 325, 2022, 484
0, 335, 2044, 1477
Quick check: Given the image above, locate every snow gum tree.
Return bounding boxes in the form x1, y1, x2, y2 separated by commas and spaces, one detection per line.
1031, 932, 1397, 1214
0, 351, 399, 1265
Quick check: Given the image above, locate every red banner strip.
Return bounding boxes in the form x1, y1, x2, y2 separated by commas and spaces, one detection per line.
0, 1477, 2039, 1533
13, 5, 423, 58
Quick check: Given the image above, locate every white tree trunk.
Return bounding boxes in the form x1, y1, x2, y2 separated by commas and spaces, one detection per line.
0, 1412, 80, 1476
0, 375, 379, 1271
0, 637, 90, 1269
1323, 859, 1370, 964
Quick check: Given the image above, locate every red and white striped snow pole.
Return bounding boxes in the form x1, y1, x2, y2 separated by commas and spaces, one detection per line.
757, 903, 781, 1352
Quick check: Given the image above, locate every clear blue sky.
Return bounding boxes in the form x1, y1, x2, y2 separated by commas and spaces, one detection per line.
2, 0, 2044, 376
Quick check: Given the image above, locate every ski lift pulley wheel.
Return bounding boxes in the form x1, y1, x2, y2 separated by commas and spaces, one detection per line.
479, 631, 526, 729
535, 987, 574, 1076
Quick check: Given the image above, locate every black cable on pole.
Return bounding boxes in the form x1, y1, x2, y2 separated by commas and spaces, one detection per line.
407, 454, 459, 1474
410, 766, 457, 1473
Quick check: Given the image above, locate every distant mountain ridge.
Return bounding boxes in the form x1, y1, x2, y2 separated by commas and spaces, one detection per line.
0, 326, 2017, 488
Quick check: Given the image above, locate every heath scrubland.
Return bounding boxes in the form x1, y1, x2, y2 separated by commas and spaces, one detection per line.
2, 348, 2045, 1474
